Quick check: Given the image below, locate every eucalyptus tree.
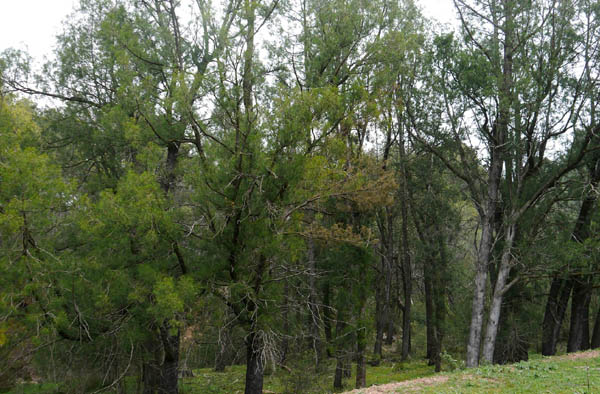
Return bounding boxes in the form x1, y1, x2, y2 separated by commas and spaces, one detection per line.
408, 0, 600, 366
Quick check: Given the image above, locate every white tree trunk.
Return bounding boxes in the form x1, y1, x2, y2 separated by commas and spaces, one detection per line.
481, 224, 516, 363
466, 211, 495, 367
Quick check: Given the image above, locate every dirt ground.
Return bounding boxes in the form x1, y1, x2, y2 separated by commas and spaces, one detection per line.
553, 349, 600, 361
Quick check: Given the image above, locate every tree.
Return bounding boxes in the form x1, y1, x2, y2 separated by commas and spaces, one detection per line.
407, 0, 600, 366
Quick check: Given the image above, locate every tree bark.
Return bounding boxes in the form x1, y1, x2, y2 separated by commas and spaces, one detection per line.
590, 306, 600, 349
333, 356, 344, 390
333, 316, 347, 390
466, 220, 494, 367
244, 331, 264, 394
432, 233, 448, 372
541, 277, 572, 355
481, 224, 516, 364
373, 278, 384, 358
158, 325, 180, 394
215, 323, 231, 372
355, 327, 367, 389
399, 122, 411, 361
567, 278, 591, 352
323, 282, 333, 358
424, 259, 435, 365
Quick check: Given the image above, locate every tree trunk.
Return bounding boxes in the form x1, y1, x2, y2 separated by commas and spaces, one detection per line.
466, 230, 492, 367
141, 326, 180, 394
432, 233, 448, 372
567, 278, 591, 353
399, 192, 411, 360
590, 306, 600, 349
323, 282, 333, 358
467, 0, 513, 366
424, 259, 435, 365
373, 278, 384, 358
355, 327, 367, 389
142, 362, 159, 394
384, 209, 394, 347
401, 261, 411, 360
215, 324, 230, 372
481, 224, 515, 364
385, 310, 395, 346
374, 207, 394, 357
244, 331, 264, 394
541, 277, 572, 356
158, 325, 180, 394
467, 198, 499, 367
307, 237, 323, 368
333, 356, 344, 390
333, 314, 348, 390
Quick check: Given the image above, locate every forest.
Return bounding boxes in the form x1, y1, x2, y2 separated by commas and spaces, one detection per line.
1, 0, 600, 393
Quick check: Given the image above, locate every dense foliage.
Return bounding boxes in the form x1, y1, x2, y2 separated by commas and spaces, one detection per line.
1, 0, 600, 393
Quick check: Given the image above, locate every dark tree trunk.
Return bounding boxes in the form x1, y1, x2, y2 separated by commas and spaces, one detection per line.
424, 261, 435, 365
141, 326, 180, 394
142, 362, 159, 394
401, 259, 412, 360
333, 315, 348, 390
542, 277, 572, 356
383, 210, 394, 347
158, 325, 180, 394
244, 332, 264, 394
323, 282, 334, 358
343, 360, 352, 378
591, 306, 600, 349
355, 329, 366, 389
400, 206, 412, 359
333, 356, 344, 390
374, 207, 395, 356
583, 294, 591, 349
568, 278, 591, 353
385, 311, 395, 346
432, 234, 448, 372
373, 278, 384, 358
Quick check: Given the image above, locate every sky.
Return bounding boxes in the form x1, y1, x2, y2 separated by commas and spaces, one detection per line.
0, 0, 457, 64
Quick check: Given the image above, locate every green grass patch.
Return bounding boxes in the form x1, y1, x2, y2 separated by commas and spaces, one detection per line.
180, 358, 436, 393
421, 351, 600, 394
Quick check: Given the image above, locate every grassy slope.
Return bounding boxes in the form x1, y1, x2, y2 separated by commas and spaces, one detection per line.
8, 350, 600, 393
418, 351, 600, 394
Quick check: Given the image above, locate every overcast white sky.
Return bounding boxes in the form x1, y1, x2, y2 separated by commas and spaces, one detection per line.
0, 0, 456, 64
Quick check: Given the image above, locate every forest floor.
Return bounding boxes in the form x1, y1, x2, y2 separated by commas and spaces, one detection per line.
8, 350, 600, 393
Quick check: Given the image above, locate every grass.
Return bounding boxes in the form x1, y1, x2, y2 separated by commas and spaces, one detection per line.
417, 351, 600, 394
178, 359, 435, 394
6, 350, 600, 393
